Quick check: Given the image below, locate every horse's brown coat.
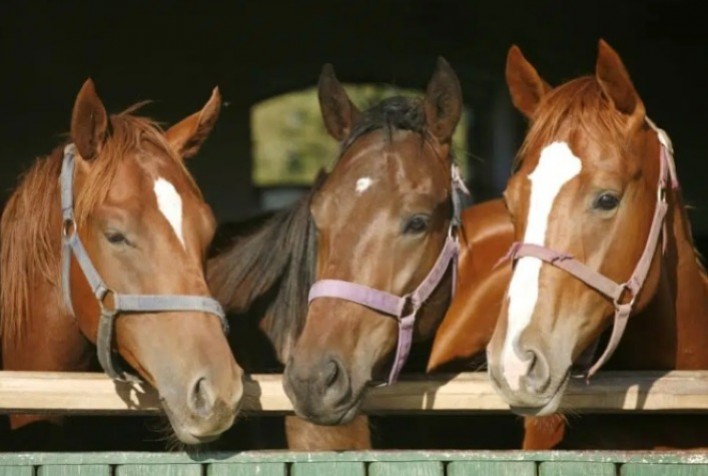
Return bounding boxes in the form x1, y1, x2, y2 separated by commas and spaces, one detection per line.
0, 81, 243, 446
429, 40, 708, 449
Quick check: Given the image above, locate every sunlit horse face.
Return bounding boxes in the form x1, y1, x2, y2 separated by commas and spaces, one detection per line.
69, 80, 243, 443
283, 61, 462, 424
487, 41, 663, 415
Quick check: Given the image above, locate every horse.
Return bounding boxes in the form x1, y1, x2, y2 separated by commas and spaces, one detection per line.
427, 198, 513, 373
0, 79, 243, 448
441, 40, 707, 449
208, 57, 467, 450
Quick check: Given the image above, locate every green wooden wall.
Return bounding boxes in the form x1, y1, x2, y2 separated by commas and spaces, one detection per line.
0, 451, 705, 475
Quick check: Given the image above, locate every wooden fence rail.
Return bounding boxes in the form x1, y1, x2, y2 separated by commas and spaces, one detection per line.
0, 370, 706, 415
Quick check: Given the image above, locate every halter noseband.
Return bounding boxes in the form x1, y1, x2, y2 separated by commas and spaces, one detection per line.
307, 164, 469, 385
60, 144, 228, 382
500, 119, 679, 379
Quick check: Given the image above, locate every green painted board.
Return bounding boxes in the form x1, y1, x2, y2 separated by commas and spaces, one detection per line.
291, 462, 366, 476
208, 462, 287, 476
540, 461, 617, 476
369, 461, 443, 476
38, 466, 111, 476
448, 461, 536, 476
621, 464, 708, 476
0, 450, 706, 466
115, 464, 202, 476
39, 466, 110, 476
0, 467, 33, 476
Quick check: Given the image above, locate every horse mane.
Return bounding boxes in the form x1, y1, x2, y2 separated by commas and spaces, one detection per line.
207, 175, 320, 359
0, 107, 192, 342
207, 95, 443, 359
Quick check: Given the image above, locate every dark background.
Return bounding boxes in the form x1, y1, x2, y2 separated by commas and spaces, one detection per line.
0, 0, 707, 452
1, 0, 706, 233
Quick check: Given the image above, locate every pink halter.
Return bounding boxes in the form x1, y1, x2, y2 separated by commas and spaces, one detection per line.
308, 164, 469, 385
500, 119, 679, 379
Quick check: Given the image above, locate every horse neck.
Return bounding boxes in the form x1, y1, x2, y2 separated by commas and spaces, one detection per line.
614, 187, 708, 370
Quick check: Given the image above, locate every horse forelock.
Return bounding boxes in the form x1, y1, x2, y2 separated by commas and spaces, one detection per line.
342, 96, 431, 151
513, 76, 627, 173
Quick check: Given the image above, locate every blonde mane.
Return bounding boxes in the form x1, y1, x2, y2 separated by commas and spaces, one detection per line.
0, 108, 196, 342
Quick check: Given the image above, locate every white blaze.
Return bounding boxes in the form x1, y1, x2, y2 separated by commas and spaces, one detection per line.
501, 142, 582, 390
355, 177, 373, 194
153, 177, 185, 248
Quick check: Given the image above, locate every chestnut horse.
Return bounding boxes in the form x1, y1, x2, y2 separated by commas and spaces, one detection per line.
208, 58, 466, 450
0, 80, 243, 447
431, 40, 708, 449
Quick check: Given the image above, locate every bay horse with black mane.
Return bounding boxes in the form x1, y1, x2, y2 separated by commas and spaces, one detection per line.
430, 40, 708, 449
0, 80, 243, 447
208, 57, 467, 450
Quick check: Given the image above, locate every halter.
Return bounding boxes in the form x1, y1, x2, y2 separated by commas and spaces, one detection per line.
307, 164, 469, 385
500, 119, 679, 379
60, 144, 229, 382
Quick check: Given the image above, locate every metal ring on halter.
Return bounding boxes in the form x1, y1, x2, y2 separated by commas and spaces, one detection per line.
657, 184, 667, 202
96, 286, 118, 316
613, 283, 637, 310
400, 295, 417, 319
62, 218, 77, 238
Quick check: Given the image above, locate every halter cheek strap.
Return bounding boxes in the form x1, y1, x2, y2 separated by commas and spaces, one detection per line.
500, 119, 678, 379
60, 144, 228, 382
308, 164, 469, 385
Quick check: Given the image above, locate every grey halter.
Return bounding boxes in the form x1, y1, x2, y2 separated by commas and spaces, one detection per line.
60, 144, 228, 382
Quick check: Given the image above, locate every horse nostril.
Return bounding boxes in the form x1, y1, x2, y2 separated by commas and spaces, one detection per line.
325, 360, 339, 388
524, 348, 551, 394
189, 376, 216, 417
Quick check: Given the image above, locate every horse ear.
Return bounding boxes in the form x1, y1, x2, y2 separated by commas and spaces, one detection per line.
165, 87, 222, 159
318, 64, 360, 141
71, 79, 109, 161
424, 56, 463, 144
506, 45, 551, 119
595, 39, 645, 124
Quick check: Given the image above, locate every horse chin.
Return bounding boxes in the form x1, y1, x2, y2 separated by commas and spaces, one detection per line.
293, 394, 363, 426
508, 372, 570, 417
160, 399, 236, 445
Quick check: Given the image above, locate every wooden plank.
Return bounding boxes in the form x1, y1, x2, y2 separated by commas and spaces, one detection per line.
447, 461, 536, 476
369, 461, 443, 476
540, 461, 616, 476
115, 464, 202, 476
0, 370, 706, 415
38, 465, 111, 476
208, 462, 286, 476
621, 463, 708, 475
0, 467, 33, 476
291, 462, 365, 476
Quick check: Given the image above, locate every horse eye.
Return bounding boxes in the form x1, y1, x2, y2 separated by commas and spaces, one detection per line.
594, 192, 621, 211
403, 215, 430, 235
105, 231, 127, 245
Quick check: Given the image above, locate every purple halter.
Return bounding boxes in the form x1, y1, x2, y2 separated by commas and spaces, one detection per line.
308, 164, 469, 385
